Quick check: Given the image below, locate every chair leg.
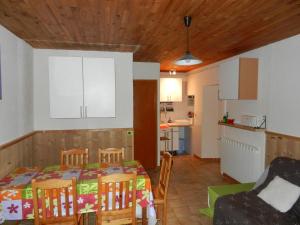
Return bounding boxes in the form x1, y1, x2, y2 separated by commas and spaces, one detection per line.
163, 202, 167, 225
155, 204, 160, 223
78, 214, 83, 225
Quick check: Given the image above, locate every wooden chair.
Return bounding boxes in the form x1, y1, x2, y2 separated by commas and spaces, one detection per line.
97, 173, 137, 225
61, 148, 89, 168
153, 152, 173, 225
98, 148, 125, 164
32, 178, 78, 225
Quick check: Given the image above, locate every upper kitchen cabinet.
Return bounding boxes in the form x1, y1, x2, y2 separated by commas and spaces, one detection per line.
160, 78, 182, 102
49, 56, 116, 118
218, 58, 258, 100
83, 57, 115, 117
49, 57, 84, 118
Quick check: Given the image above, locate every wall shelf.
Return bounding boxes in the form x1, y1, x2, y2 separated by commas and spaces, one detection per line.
218, 121, 265, 132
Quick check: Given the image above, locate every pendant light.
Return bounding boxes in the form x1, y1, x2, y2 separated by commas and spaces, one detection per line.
175, 16, 202, 66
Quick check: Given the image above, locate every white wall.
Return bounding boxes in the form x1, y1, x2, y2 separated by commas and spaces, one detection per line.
133, 62, 160, 80
0, 26, 33, 144
187, 66, 219, 157
223, 34, 300, 137
33, 49, 133, 130
187, 33, 300, 161
133, 62, 161, 165
267, 35, 300, 136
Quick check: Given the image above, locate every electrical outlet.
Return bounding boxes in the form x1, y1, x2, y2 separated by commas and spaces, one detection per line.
127, 130, 134, 136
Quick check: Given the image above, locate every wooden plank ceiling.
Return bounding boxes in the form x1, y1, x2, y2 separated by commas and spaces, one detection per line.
0, 0, 300, 72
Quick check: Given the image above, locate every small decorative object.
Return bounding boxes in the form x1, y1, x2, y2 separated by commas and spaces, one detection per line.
187, 95, 194, 106
227, 119, 235, 124
187, 111, 194, 118
223, 112, 229, 123
165, 105, 174, 112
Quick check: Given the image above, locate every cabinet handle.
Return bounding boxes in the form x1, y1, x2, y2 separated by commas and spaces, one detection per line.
85, 106, 87, 118
80, 106, 83, 118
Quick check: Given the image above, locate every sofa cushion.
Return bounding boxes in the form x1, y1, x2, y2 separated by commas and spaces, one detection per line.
258, 176, 300, 212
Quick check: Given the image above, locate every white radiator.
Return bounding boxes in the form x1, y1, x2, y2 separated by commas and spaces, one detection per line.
220, 137, 262, 183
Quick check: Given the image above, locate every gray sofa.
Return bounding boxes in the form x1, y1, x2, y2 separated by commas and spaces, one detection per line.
213, 157, 300, 225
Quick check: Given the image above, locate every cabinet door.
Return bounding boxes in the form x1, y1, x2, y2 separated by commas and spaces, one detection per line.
238, 58, 258, 99
83, 57, 116, 117
218, 58, 239, 100
160, 78, 182, 102
160, 78, 170, 102
49, 56, 83, 118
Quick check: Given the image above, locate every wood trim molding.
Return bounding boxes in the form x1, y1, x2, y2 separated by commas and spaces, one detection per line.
219, 121, 265, 132
0, 131, 37, 150
0, 128, 134, 151
193, 154, 221, 162
222, 173, 240, 184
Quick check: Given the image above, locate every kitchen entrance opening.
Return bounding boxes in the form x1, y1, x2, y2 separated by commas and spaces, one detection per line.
160, 76, 193, 156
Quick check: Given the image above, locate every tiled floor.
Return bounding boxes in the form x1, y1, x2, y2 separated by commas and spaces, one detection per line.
147, 155, 235, 225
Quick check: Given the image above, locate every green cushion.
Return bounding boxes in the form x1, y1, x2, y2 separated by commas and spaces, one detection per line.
200, 182, 255, 218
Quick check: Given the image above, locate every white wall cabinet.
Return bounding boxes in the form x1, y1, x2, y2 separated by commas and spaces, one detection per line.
160, 78, 182, 102
83, 57, 115, 117
219, 59, 240, 100
218, 58, 258, 100
49, 56, 115, 118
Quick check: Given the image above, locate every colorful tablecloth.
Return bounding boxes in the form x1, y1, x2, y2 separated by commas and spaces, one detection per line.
0, 161, 156, 225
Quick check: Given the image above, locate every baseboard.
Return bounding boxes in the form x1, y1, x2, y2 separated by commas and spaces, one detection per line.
222, 173, 240, 184
193, 154, 220, 162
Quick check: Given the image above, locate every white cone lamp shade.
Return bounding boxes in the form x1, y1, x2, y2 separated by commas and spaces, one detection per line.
175, 51, 202, 66
160, 78, 182, 102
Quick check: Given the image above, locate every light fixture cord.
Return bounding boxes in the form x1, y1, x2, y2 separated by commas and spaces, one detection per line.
186, 25, 190, 53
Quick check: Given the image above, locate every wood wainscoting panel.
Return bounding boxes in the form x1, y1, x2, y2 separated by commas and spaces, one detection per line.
266, 131, 300, 166
0, 135, 34, 178
33, 129, 134, 168
0, 128, 133, 177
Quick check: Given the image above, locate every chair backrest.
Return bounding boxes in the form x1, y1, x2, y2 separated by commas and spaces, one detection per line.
158, 152, 173, 200
97, 173, 137, 225
32, 178, 78, 225
61, 148, 89, 167
98, 148, 125, 164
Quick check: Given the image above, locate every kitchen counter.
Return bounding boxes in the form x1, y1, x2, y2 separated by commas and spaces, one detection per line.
160, 120, 192, 129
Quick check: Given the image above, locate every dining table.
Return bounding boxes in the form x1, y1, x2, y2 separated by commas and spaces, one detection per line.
0, 161, 157, 225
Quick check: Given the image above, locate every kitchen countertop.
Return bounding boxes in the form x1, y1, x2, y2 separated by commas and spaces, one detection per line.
160, 121, 192, 128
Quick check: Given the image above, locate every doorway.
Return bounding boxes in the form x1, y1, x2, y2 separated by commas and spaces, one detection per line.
133, 80, 157, 169
201, 85, 220, 158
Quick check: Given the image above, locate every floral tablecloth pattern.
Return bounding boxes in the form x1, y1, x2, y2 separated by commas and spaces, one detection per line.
0, 161, 156, 224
